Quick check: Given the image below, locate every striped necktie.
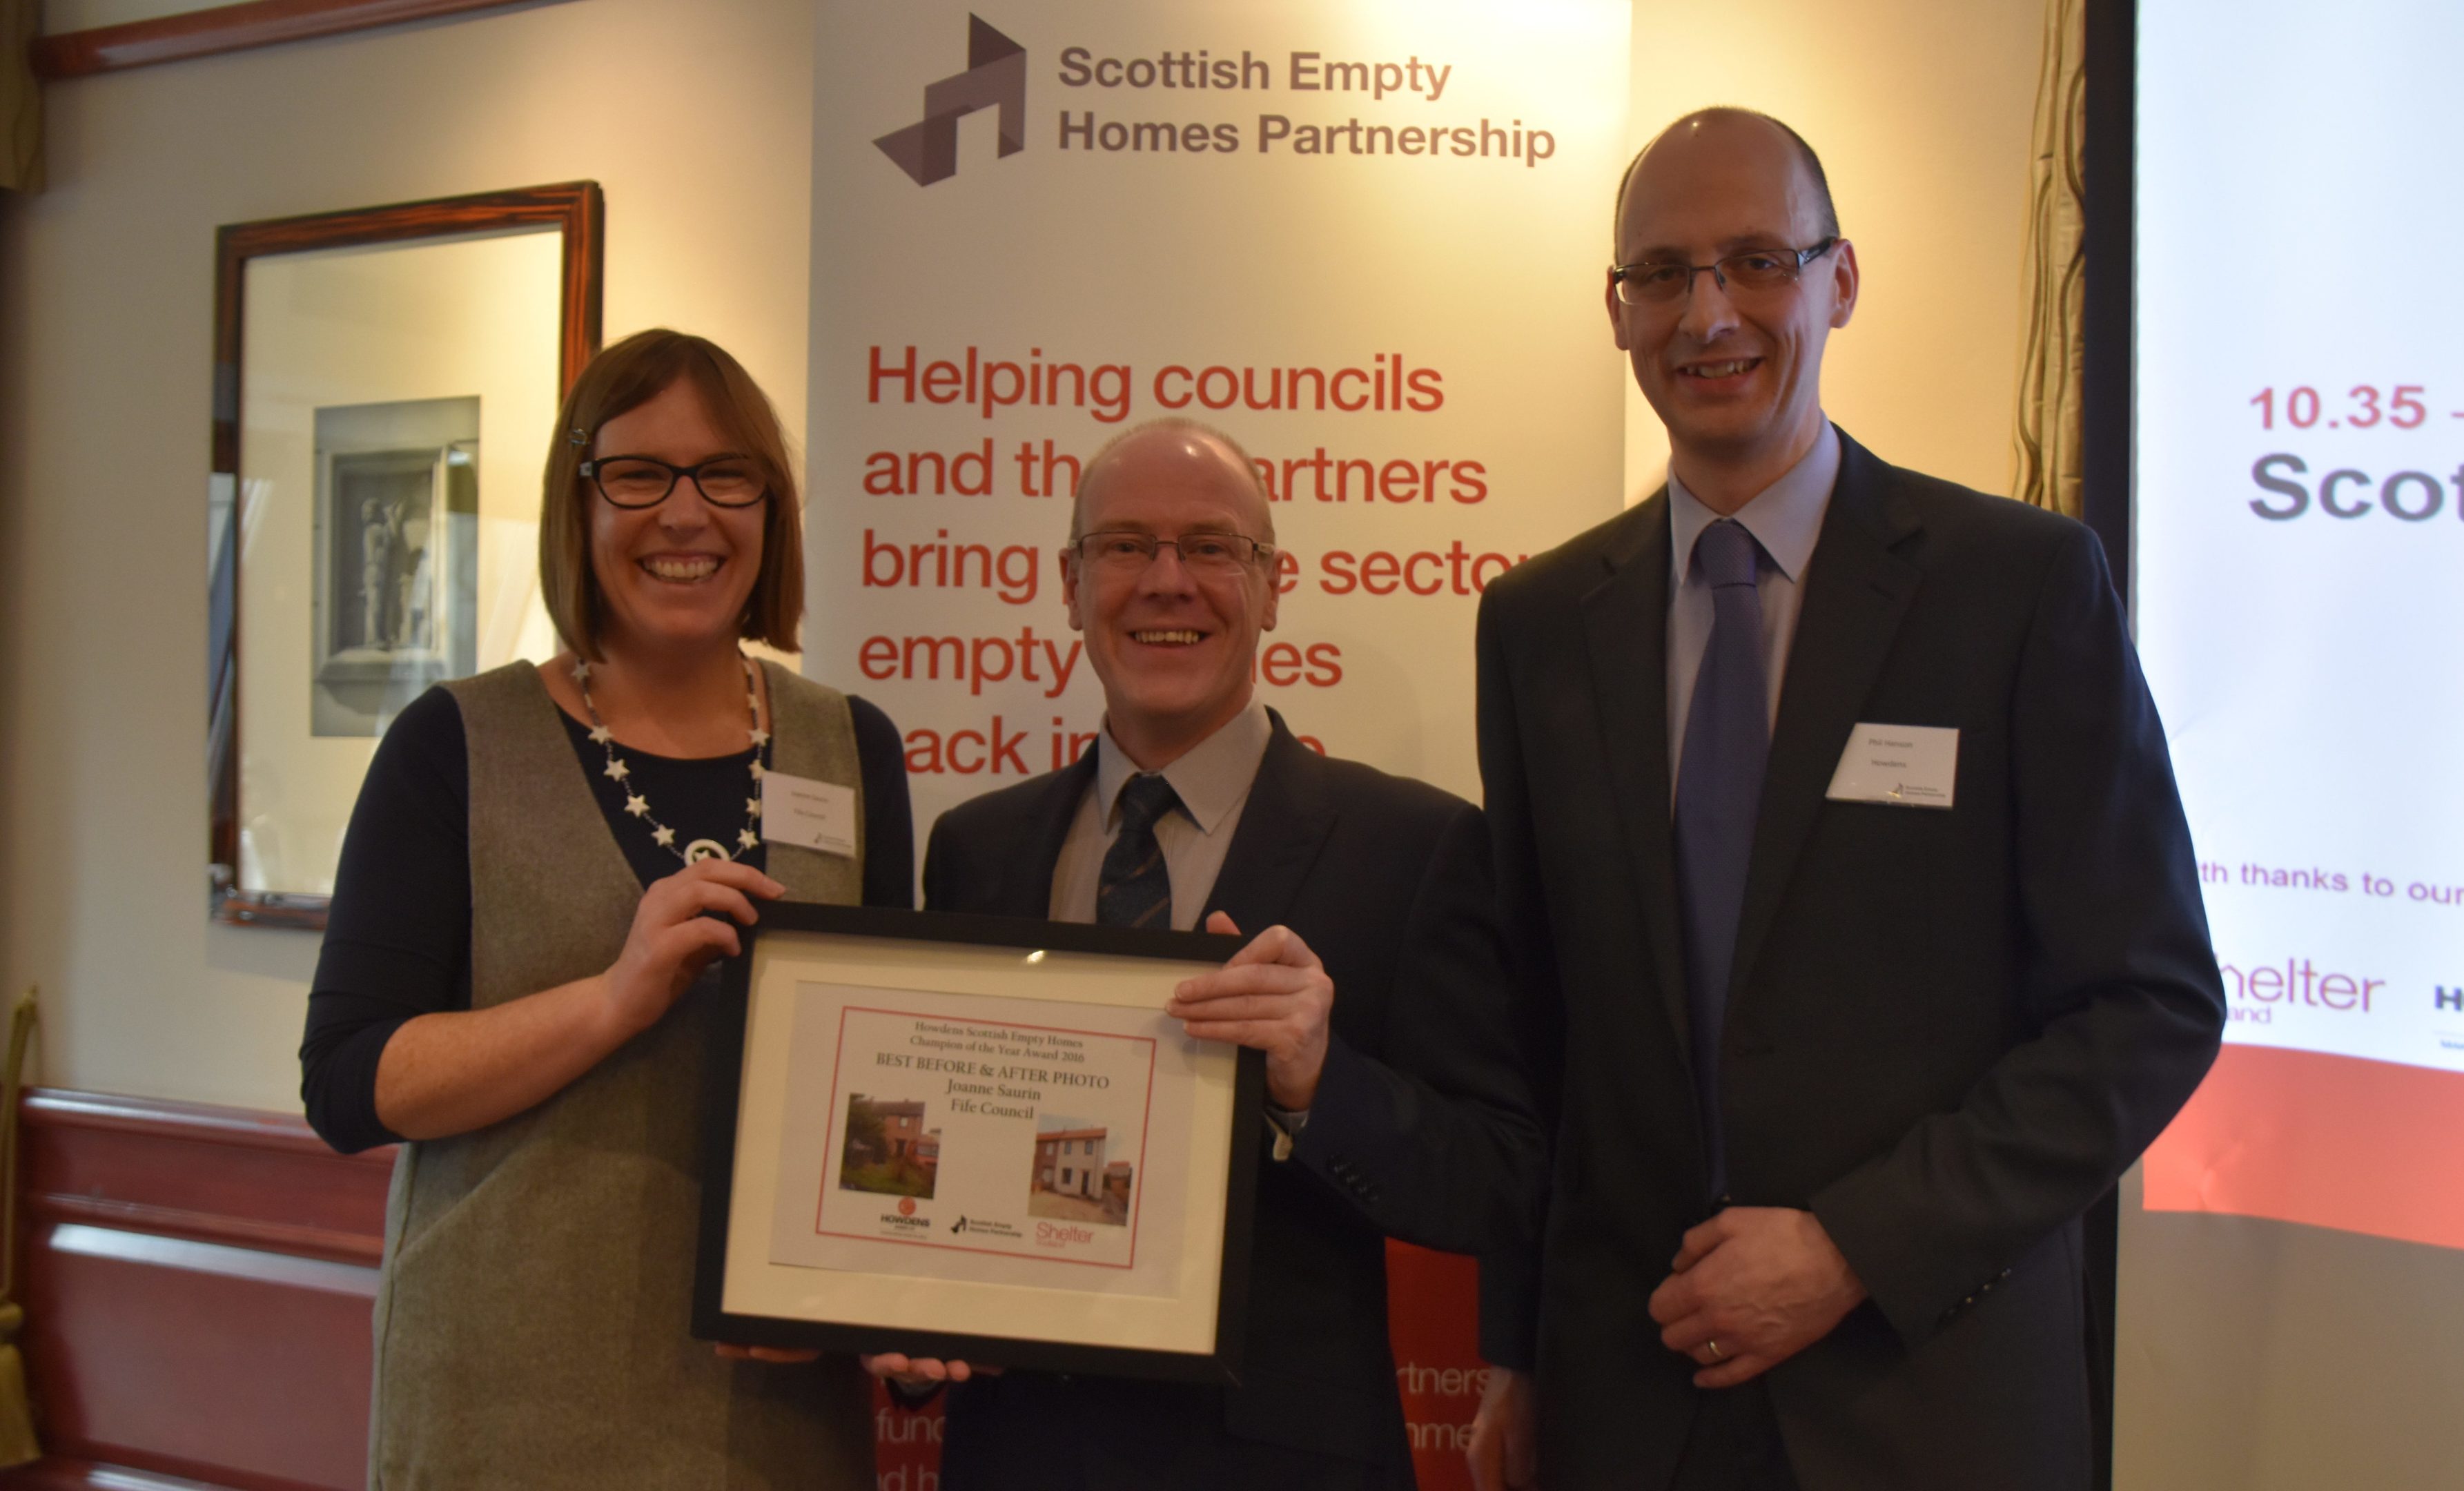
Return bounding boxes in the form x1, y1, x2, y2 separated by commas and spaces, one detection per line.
1097, 773, 1182, 930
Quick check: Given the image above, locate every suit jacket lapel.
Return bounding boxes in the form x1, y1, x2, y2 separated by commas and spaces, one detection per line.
1578, 497, 1697, 1058
1730, 431, 1924, 998
1201, 714, 1336, 937
999, 750, 1098, 919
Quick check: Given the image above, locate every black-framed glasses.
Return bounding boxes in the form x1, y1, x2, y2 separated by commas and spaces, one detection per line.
580, 454, 770, 508
1610, 237, 1841, 306
1069, 530, 1276, 574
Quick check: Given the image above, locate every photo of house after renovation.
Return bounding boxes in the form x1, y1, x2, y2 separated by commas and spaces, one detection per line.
1029, 1114, 1133, 1227
837, 1094, 941, 1200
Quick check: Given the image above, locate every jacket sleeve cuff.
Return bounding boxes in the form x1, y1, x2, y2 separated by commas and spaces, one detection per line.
1288, 1034, 1408, 1211
1477, 1251, 1543, 1370
1810, 1164, 1986, 1347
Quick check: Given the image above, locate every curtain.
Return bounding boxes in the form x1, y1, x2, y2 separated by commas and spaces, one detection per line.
2013, 0, 2085, 515
2, 0, 39, 194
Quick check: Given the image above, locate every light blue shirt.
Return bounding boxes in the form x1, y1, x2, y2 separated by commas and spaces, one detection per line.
1665, 422, 1841, 786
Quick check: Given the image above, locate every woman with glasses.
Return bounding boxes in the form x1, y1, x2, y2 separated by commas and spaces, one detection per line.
300, 329, 909, 1488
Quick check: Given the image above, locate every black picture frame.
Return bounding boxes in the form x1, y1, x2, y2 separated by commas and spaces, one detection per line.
692, 902, 1262, 1383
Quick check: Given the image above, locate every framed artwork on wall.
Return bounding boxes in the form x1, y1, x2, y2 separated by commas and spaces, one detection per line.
310, 397, 480, 737
208, 182, 603, 927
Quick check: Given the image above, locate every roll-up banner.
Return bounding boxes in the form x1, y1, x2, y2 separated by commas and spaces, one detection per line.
808, 0, 1627, 819
811, 4, 1629, 1482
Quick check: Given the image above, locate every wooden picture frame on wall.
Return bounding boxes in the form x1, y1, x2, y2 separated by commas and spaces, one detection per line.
208, 182, 603, 928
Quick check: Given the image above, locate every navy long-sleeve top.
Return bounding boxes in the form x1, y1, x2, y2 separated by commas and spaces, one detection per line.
298, 684, 913, 1153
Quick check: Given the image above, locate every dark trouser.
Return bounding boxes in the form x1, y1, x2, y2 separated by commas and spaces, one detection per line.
940, 1374, 1395, 1491
1670, 1381, 1800, 1491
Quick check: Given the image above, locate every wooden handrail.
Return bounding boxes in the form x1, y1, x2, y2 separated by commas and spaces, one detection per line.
30, 0, 529, 81
21, 1087, 387, 1161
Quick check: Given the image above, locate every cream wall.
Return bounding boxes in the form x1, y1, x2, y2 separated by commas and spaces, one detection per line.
0, 0, 815, 1109
0, 0, 2042, 1115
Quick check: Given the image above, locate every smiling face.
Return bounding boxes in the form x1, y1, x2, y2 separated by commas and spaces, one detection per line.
1610, 113, 1858, 492
1062, 426, 1279, 768
585, 377, 768, 660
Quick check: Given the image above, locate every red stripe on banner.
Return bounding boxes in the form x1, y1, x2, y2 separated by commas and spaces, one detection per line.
1387, 1240, 1487, 1490
874, 1376, 944, 1489
2142, 1044, 2464, 1251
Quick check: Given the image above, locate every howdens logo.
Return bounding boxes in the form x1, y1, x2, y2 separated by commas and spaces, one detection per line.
875, 14, 1028, 186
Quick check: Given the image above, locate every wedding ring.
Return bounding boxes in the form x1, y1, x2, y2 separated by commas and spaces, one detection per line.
1704, 1339, 1725, 1363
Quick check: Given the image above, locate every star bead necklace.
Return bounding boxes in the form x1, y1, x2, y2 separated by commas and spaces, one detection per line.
574, 655, 772, 866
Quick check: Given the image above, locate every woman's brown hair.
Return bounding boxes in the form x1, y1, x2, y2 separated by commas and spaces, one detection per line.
540, 329, 803, 660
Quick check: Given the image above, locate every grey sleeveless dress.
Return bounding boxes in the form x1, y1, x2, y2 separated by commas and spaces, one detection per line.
367, 661, 874, 1490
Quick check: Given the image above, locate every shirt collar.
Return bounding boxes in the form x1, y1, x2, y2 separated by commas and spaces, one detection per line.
1667, 420, 1841, 586
1093, 701, 1273, 837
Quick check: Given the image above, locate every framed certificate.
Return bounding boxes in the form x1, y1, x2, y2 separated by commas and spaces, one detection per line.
693, 902, 1262, 1383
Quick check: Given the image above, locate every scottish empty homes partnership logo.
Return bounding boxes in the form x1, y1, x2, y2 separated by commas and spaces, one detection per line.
875, 15, 1028, 186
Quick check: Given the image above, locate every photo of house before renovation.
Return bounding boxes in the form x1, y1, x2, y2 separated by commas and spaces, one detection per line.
837, 1094, 941, 1199
1028, 1113, 1133, 1227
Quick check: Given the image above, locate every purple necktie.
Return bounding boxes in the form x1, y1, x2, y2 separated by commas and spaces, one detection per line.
1673, 519, 1770, 1200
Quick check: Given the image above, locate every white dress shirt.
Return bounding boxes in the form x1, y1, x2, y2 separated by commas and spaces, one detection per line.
1046, 701, 1274, 930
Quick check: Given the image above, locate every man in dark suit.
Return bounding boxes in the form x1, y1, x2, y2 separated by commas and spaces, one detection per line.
1465, 109, 2226, 1491
877, 417, 1543, 1490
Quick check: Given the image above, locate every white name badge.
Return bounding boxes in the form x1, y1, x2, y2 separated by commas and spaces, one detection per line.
760, 771, 858, 857
1825, 724, 1959, 809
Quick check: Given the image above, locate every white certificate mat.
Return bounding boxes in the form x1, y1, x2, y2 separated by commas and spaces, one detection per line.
772, 986, 1184, 1289
700, 906, 1256, 1378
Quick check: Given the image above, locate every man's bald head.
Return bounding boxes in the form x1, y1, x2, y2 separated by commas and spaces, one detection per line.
1060, 417, 1282, 768
1069, 418, 1275, 546
1614, 108, 1838, 251
1604, 105, 1858, 507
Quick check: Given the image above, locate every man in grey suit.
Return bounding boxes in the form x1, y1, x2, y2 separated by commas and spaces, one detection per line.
1467, 108, 2225, 1491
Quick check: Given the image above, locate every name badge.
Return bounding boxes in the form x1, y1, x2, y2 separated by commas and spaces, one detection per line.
1825, 724, 1958, 809
761, 771, 858, 857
